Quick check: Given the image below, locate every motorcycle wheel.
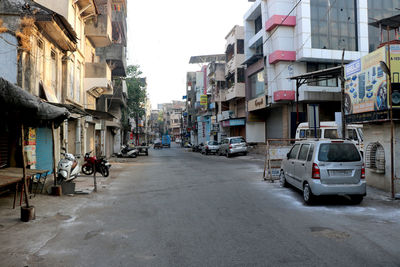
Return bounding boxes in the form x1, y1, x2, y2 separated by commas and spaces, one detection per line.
82, 164, 94, 175
100, 165, 109, 177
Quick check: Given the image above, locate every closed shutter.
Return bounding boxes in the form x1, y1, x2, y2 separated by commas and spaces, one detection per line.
36, 127, 53, 173
0, 132, 9, 166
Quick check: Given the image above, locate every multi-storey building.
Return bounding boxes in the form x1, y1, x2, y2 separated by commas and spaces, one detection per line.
219, 25, 247, 138
0, 0, 127, 176
244, 0, 399, 143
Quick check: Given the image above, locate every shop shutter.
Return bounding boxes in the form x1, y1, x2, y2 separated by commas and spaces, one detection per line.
36, 127, 53, 173
0, 132, 8, 166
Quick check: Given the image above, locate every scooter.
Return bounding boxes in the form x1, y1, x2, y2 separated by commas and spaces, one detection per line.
57, 148, 80, 183
117, 145, 138, 158
82, 151, 111, 177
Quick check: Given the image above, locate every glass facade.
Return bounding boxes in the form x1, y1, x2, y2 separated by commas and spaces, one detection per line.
368, 0, 400, 52
307, 63, 338, 87
310, 0, 357, 51
250, 70, 265, 99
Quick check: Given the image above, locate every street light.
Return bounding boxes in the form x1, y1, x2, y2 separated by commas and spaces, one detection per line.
379, 59, 396, 199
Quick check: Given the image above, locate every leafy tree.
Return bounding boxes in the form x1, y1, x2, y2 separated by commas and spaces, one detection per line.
124, 65, 147, 143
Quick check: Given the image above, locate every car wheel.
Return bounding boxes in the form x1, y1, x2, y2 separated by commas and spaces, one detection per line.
279, 171, 288, 188
303, 183, 315, 205
243, 152, 248, 156
350, 195, 363, 204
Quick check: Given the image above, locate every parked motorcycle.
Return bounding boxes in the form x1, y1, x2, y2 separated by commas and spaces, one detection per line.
57, 148, 80, 183
117, 145, 138, 158
81, 151, 111, 177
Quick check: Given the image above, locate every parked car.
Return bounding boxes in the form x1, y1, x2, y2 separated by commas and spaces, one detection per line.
295, 121, 364, 154
280, 139, 366, 205
218, 136, 247, 157
201, 141, 220, 155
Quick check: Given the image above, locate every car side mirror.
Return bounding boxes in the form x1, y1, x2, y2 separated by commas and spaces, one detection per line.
286, 153, 290, 159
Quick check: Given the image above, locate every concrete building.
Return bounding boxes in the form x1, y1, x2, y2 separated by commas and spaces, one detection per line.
219, 25, 246, 138
243, 0, 370, 144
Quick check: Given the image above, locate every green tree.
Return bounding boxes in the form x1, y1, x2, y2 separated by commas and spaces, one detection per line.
125, 65, 147, 143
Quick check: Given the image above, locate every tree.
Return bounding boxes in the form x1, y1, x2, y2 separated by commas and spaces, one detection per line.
125, 65, 147, 144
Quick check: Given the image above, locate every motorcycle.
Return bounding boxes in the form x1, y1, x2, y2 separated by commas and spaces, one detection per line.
81, 151, 111, 177
57, 148, 80, 183
117, 145, 138, 158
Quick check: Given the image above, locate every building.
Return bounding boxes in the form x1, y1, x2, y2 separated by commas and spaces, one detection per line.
243, 0, 370, 144
219, 25, 246, 138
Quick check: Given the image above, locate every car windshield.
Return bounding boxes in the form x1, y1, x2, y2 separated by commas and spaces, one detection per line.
231, 138, 245, 144
208, 141, 218, 145
318, 143, 361, 162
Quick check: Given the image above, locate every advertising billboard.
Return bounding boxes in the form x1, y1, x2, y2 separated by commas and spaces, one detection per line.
344, 46, 390, 122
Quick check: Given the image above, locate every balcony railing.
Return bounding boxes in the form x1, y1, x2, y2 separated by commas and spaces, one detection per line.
96, 44, 127, 77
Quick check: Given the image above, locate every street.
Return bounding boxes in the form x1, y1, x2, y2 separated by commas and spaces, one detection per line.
1, 145, 400, 266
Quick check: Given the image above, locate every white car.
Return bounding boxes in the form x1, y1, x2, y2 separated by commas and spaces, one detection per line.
201, 141, 220, 155
280, 139, 366, 205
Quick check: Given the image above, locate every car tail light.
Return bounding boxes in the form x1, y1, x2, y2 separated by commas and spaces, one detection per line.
312, 163, 320, 179
229, 145, 232, 149
361, 164, 365, 179
206, 146, 209, 149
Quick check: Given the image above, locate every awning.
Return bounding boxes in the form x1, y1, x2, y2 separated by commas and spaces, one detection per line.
49, 103, 90, 117
0, 77, 70, 128
84, 109, 116, 121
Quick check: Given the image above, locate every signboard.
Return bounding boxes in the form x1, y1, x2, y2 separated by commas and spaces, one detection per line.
344, 46, 388, 117
390, 45, 400, 107
221, 119, 245, 127
248, 95, 266, 111
200, 95, 207, 106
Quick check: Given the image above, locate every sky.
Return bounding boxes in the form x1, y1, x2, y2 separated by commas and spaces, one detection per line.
126, 1, 253, 109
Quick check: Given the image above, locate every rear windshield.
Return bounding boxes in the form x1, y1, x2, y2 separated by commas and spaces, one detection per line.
318, 143, 361, 162
208, 141, 218, 145
231, 138, 245, 144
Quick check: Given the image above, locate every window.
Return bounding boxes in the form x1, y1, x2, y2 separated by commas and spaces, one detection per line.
365, 142, 385, 173
255, 15, 262, 34
368, 0, 400, 52
347, 129, 358, 141
250, 70, 265, 99
69, 61, 75, 99
76, 63, 81, 102
300, 129, 322, 138
307, 144, 314, 161
230, 138, 245, 144
307, 62, 338, 87
298, 144, 310, 161
310, 0, 357, 51
289, 144, 300, 159
35, 39, 44, 95
237, 39, 244, 54
324, 129, 339, 139
237, 68, 245, 83
318, 143, 361, 162
51, 51, 59, 100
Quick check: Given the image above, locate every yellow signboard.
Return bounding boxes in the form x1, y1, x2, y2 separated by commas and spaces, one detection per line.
200, 95, 207, 106
344, 46, 388, 115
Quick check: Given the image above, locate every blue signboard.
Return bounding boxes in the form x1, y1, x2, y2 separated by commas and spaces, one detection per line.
229, 119, 245, 126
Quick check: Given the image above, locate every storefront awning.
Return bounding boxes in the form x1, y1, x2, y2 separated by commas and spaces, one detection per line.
84, 109, 116, 121
49, 102, 90, 117
0, 77, 70, 128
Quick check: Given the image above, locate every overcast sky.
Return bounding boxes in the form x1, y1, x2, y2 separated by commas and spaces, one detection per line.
127, 1, 253, 109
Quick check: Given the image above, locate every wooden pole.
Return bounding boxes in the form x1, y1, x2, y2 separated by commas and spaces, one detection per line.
21, 125, 29, 208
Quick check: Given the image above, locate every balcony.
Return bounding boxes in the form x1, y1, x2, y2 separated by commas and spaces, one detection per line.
104, 80, 127, 107
85, 14, 112, 48
225, 83, 245, 101
84, 62, 113, 95
96, 44, 127, 77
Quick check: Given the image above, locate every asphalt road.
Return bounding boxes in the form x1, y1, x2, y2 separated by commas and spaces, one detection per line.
1, 144, 400, 266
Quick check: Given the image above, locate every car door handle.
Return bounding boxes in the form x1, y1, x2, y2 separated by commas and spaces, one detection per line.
301, 163, 305, 166
291, 162, 294, 164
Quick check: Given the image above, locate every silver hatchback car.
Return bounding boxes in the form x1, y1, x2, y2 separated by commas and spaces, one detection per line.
218, 136, 247, 157
280, 140, 366, 205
